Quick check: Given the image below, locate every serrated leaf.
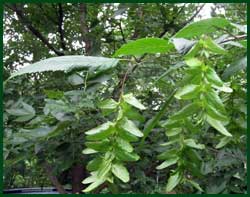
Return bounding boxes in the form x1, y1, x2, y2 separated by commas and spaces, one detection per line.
112, 163, 129, 183
205, 90, 226, 113
166, 171, 182, 192
156, 157, 179, 170
184, 139, 205, 149
175, 84, 200, 100
203, 37, 227, 54
206, 115, 232, 137
222, 56, 247, 80
98, 99, 118, 111
122, 93, 146, 110
119, 117, 143, 137
9, 55, 119, 80
171, 102, 200, 120
215, 136, 231, 149
184, 42, 203, 58
174, 17, 231, 38
114, 38, 173, 57
205, 104, 228, 122
171, 38, 196, 54
205, 67, 223, 87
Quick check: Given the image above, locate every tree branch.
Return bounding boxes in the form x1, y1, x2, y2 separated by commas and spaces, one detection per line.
6, 4, 64, 56
181, 4, 205, 27
43, 161, 67, 194
58, 3, 67, 50
79, 3, 91, 55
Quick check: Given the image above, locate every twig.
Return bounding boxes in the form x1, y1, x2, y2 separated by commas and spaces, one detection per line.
6, 4, 64, 56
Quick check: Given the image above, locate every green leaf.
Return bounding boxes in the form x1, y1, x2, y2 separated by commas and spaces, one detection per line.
115, 147, 140, 162
205, 90, 226, 113
160, 139, 179, 146
97, 159, 112, 178
184, 42, 203, 58
9, 55, 119, 79
222, 56, 247, 80
171, 102, 200, 120
98, 99, 119, 115
171, 38, 196, 54
111, 163, 130, 183
82, 173, 98, 184
6, 101, 36, 122
157, 149, 179, 160
161, 119, 182, 129
205, 67, 223, 87
205, 104, 228, 122
230, 23, 247, 33
119, 117, 143, 137
98, 99, 118, 110
156, 157, 179, 170
215, 136, 231, 149
203, 37, 227, 54
87, 157, 103, 171
165, 128, 182, 137
82, 179, 106, 193
206, 115, 232, 137
118, 128, 139, 142
213, 85, 233, 93
116, 137, 133, 153
67, 73, 84, 85
122, 93, 146, 110
166, 171, 182, 192
44, 90, 64, 99
86, 140, 111, 152
186, 179, 204, 192
82, 148, 98, 154
184, 139, 205, 149
174, 17, 230, 38
175, 84, 200, 100
185, 58, 202, 68
114, 38, 173, 57
239, 40, 247, 48
121, 103, 145, 122
85, 121, 114, 140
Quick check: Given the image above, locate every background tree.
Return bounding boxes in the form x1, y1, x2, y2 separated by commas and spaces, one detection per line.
3, 3, 246, 194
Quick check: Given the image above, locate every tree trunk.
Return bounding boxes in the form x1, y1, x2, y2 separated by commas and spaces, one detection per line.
71, 163, 86, 194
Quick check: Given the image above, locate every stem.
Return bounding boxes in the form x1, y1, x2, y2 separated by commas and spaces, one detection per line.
138, 89, 177, 151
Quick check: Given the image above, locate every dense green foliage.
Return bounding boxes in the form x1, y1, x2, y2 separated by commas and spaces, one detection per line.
3, 3, 246, 194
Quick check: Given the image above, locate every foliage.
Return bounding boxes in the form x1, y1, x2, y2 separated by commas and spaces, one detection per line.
3, 3, 246, 194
